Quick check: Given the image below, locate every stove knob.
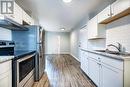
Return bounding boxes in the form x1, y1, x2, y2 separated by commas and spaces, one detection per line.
0, 42, 6, 46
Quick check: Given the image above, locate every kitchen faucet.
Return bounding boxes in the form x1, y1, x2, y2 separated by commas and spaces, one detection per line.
107, 42, 122, 52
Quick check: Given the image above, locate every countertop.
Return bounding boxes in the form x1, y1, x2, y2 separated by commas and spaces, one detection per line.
13, 50, 36, 60
81, 49, 130, 61
0, 50, 36, 63
0, 56, 14, 63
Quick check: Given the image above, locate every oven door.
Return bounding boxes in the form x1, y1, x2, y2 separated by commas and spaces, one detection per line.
17, 53, 35, 87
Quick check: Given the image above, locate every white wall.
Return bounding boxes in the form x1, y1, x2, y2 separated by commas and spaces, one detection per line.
70, 28, 80, 60
106, 15, 130, 53
0, 27, 12, 40
70, 15, 89, 61
45, 31, 70, 54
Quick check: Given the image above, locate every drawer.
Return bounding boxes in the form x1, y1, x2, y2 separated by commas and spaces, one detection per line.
24, 75, 34, 87
100, 56, 123, 70
88, 52, 101, 61
0, 61, 12, 75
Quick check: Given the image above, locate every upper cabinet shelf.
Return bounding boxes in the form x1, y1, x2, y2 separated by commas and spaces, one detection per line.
98, 0, 130, 24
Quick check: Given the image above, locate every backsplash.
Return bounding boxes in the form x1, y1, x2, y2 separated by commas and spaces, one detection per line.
106, 15, 130, 53
12, 28, 37, 51
0, 27, 12, 40
87, 39, 106, 50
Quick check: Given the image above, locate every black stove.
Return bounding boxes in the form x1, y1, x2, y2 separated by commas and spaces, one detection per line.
0, 41, 36, 87
0, 40, 15, 56
0, 41, 36, 58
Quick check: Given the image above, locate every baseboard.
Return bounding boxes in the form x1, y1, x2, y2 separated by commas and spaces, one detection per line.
70, 53, 80, 62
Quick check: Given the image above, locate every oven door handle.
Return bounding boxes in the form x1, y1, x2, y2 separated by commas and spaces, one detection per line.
17, 53, 36, 63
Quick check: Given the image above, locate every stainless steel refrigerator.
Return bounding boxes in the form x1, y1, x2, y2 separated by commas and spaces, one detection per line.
27, 25, 45, 81
34, 26, 45, 81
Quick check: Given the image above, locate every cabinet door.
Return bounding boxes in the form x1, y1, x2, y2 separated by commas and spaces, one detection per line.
28, 16, 33, 25
89, 58, 100, 86
0, 71, 12, 87
98, 5, 111, 23
111, 0, 130, 16
101, 64, 123, 87
79, 26, 88, 50
14, 2, 22, 24
80, 51, 89, 75
88, 16, 98, 39
80, 51, 86, 72
84, 52, 89, 75
22, 10, 30, 24
31, 18, 34, 25
22, 10, 33, 25
6, 2, 22, 24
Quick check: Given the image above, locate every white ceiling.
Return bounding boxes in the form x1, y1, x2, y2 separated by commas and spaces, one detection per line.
16, 0, 110, 32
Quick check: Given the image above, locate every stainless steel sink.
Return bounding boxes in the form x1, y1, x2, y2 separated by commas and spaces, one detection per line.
95, 50, 130, 56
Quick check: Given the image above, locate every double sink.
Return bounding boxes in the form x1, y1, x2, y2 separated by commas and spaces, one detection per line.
95, 49, 130, 57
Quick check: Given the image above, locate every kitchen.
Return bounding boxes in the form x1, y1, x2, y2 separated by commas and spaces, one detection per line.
0, 0, 130, 87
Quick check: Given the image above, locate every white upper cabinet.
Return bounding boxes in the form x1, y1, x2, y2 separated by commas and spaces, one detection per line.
6, 2, 22, 24
88, 16, 98, 39
88, 16, 106, 40
111, 0, 130, 16
98, 0, 130, 24
98, 5, 111, 23
31, 18, 34, 25
22, 10, 34, 25
2, 2, 34, 25
79, 25, 88, 50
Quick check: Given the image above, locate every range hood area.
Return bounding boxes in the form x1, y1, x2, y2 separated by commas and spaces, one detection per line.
0, 16, 29, 31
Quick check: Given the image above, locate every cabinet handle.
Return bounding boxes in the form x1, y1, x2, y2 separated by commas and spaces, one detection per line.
97, 63, 101, 65
107, 14, 110, 16
10, 15, 15, 18
111, 13, 114, 16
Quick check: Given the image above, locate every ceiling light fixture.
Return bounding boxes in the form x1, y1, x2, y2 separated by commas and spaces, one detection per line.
63, 0, 72, 3
61, 28, 65, 31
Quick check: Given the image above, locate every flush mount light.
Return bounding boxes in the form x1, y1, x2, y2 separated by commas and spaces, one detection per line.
63, 0, 72, 3
61, 28, 65, 31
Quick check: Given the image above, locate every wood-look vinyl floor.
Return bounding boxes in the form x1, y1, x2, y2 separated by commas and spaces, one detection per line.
33, 54, 96, 87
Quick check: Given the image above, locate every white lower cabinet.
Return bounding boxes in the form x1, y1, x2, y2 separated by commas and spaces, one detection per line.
0, 61, 12, 87
0, 71, 12, 87
101, 64, 123, 87
80, 50, 89, 75
80, 51, 128, 87
89, 58, 100, 86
